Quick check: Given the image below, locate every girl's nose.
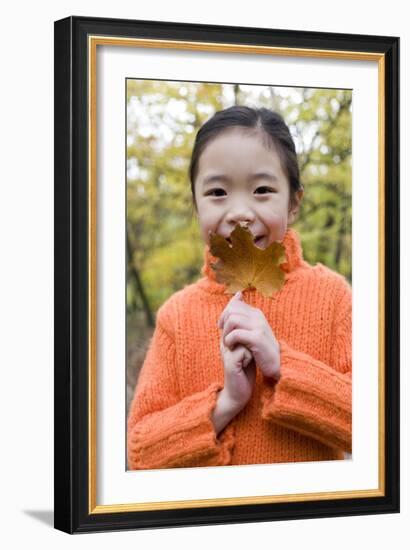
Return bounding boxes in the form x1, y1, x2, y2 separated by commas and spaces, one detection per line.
226, 207, 255, 227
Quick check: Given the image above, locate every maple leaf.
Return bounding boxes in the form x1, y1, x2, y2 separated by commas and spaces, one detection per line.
209, 223, 286, 297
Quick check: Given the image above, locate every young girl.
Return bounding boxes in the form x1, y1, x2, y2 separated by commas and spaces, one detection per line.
127, 105, 352, 470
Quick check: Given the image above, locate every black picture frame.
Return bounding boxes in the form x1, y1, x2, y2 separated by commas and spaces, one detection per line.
54, 15, 400, 534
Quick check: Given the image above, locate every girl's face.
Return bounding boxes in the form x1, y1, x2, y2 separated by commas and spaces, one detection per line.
194, 128, 303, 249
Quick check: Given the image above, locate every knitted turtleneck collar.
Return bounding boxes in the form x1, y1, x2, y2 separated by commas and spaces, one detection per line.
197, 228, 306, 294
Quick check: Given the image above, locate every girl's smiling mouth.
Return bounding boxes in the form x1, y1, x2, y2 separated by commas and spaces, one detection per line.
225, 234, 265, 247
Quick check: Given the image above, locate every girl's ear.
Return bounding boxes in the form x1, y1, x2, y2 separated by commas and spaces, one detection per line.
287, 188, 304, 224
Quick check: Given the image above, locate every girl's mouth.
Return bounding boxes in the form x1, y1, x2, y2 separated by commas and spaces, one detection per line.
225, 235, 264, 246
254, 235, 265, 248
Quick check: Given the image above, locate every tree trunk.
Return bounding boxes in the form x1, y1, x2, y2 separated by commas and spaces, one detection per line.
126, 230, 155, 327
334, 206, 346, 269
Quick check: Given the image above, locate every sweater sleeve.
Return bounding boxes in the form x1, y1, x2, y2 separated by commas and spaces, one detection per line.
260, 280, 352, 453
127, 306, 235, 470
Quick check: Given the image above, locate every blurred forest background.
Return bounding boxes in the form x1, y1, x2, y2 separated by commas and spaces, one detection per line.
126, 80, 352, 413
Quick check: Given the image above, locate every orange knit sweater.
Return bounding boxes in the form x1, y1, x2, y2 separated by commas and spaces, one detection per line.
127, 228, 352, 470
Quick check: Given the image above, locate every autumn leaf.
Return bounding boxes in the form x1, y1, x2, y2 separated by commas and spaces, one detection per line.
209, 224, 286, 297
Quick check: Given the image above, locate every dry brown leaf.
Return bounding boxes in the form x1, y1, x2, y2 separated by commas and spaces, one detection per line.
209, 224, 286, 297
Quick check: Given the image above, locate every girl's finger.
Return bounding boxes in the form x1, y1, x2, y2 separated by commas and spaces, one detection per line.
244, 357, 256, 386
218, 293, 252, 328
224, 328, 254, 350
222, 313, 255, 339
219, 306, 247, 331
230, 344, 253, 370
242, 346, 253, 368
219, 303, 253, 330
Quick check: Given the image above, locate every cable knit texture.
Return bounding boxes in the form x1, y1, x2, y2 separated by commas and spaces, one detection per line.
127, 228, 352, 470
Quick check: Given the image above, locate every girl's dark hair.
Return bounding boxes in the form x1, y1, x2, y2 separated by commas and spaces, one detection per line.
189, 105, 302, 209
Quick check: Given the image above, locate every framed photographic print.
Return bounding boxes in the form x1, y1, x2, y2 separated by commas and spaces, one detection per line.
54, 15, 400, 533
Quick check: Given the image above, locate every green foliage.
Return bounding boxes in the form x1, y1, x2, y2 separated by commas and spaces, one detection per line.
126, 81, 352, 319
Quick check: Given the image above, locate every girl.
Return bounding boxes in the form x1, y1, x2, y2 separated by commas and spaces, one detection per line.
127, 105, 352, 469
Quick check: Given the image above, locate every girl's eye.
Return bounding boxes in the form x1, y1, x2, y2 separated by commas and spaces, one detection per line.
254, 186, 276, 194
206, 188, 227, 197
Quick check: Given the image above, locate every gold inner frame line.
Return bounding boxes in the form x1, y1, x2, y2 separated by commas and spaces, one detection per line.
88, 35, 385, 514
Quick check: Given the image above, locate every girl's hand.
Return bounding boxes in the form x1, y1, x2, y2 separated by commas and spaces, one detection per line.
212, 294, 257, 435
218, 291, 281, 380
219, 334, 256, 412
212, 334, 256, 435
